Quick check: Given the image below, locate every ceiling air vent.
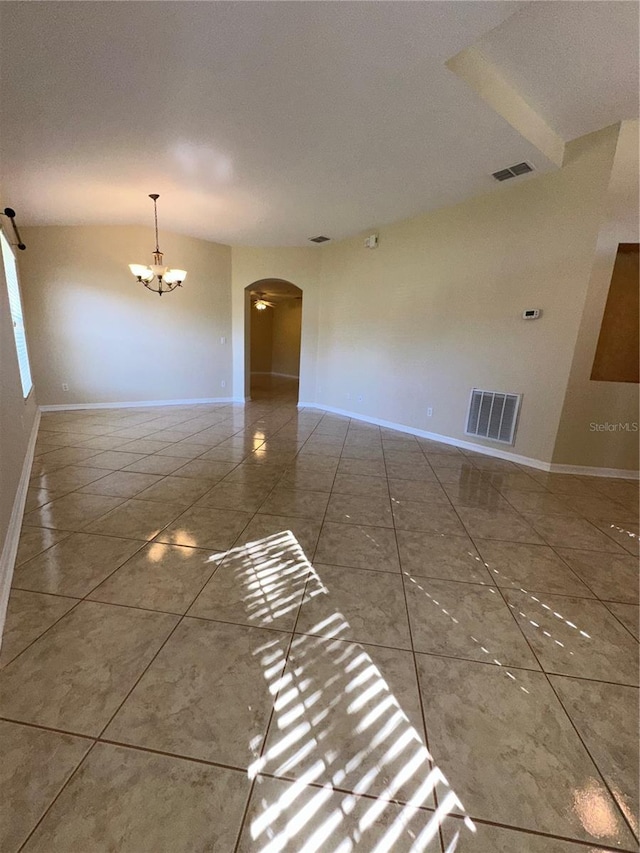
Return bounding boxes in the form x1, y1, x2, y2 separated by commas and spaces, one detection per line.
465, 389, 522, 445
492, 162, 534, 182
309, 235, 330, 243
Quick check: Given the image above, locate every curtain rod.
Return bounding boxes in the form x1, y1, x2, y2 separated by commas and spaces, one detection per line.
1, 207, 26, 250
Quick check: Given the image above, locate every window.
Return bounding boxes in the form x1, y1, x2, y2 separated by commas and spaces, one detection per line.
1, 228, 33, 398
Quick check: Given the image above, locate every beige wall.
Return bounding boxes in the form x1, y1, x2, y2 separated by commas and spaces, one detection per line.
553, 121, 639, 470
0, 222, 39, 625
250, 307, 273, 374
19, 225, 232, 405
315, 125, 621, 465
231, 247, 320, 401
272, 300, 302, 377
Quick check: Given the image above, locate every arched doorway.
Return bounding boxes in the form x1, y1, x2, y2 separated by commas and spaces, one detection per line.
245, 279, 302, 402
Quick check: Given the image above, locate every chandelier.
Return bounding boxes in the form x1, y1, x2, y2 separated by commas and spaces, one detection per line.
129, 194, 187, 295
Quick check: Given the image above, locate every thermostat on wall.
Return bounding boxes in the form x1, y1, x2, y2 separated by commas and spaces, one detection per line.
522, 309, 541, 320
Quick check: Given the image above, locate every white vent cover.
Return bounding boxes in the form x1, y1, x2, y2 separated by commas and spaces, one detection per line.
465, 389, 522, 445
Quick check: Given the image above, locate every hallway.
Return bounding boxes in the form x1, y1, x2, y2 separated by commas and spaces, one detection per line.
1, 398, 638, 852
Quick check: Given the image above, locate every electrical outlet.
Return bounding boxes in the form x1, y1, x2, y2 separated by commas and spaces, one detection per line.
220, 336, 226, 344
220, 380, 226, 388
62, 383, 69, 391
427, 407, 433, 417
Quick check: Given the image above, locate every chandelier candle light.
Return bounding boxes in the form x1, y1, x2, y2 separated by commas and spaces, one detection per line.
129, 194, 187, 295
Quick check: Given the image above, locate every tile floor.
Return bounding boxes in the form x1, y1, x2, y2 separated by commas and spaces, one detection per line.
1, 387, 638, 852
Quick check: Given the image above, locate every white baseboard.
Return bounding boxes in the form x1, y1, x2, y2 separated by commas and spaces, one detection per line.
0, 409, 41, 644
297, 402, 639, 480
546, 462, 639, 479
39, 397, 235, 412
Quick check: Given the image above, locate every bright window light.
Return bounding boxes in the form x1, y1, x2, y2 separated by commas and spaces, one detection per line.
1, 229, 33, 398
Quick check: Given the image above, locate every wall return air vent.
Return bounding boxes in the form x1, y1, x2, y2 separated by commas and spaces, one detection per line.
465, 389, 522, 445
492, 162, 534, 182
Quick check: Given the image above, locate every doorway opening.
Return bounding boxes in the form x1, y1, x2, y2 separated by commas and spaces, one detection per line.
245, 279, 302, 402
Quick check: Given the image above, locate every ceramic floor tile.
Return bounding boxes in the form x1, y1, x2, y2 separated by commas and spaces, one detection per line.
23, 488, 57, 513
386, 461, 437, 482
23, 493, 126, 532
196, 482, 272, 512
259, 487, 330, 520
235, 514, 322, 558
416, 654, 634, 847
523, 514, 626, 552
392, 500, 466, 536
85, 498, 185, 541
122, 454, 190, 475
154, 442, 208, 459
315, 521, 400, 572
405, 577, 539, 668
89, 543, 218, 614
198, 446, 251, 463
188, 531, 313, 630
440, 819, 613, 852
555, 548, 639, 603
605, 602, 639, 640
169, 458, 238, 482
442, 483, 512, 511
528, 473, 601, 496
12, 532, 144, 597
592, 519, 640, 556
499, 489, 579, 516
83, 450, 148, 469
297, 563, 411, 648
457, 506, 544, 545
331, 473, 388, 498
78, 470, 162, 498
337, 458, 386, 478
562, 495, 638, 523
31, 446, 101, 473
0, 601, 178, 734
15, 527, 70, 566
30, 465, 112, 495
257, 633, 435, 806
489, 472, 550, 492
475, 541, 595, 597
0, 590, 77, 668
503, 590, 639, 685
0, 720, 92, 853
388, 478, 448, 504
21, 743, 251, 853
278, 468, 336, 493
550, 675, 639, 839
397, 531, 492, 584
115, 437, 174, 453
154, 505, 253, 550
133, 475, 213, 507
341, 447, 385, 463
326, 492, 394, 528
222, 470, 283, 494
104, 618, 287, 767
236, 776, 442, 853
